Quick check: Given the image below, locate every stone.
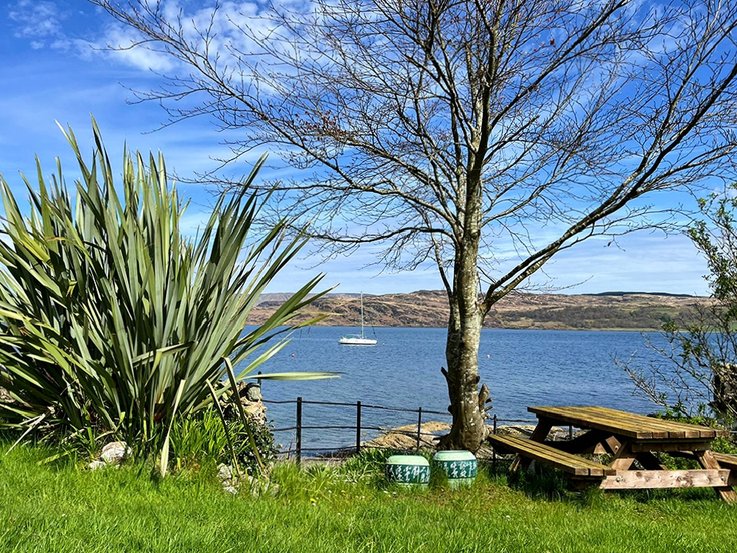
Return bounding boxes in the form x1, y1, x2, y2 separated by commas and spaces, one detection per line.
217, 463, 243, 494
100, 441, 131, 465
233, 382, 267, 425
222, 484, 239, 495
244, 383, 262, 402
363, 421, 448, 450
243, 402, 267, 425
0, 386, 12, 402
86, 460, 107, 471
217, 463, 234, 482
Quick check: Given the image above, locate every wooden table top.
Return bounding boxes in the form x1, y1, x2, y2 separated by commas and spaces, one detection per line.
528, 405, 725, 440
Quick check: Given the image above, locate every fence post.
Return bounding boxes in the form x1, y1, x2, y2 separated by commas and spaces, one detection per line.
416, 407, 423, 451
492, 414, 498, 471
356, 401, 362, 454
296, 396, 303, 466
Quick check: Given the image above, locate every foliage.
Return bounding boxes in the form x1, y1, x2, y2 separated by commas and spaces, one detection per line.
0, 121, 324, 464
651, 411, 737, 457
93, 0, 737, 451
169, 409, 278, 475
626, 185, 737, 424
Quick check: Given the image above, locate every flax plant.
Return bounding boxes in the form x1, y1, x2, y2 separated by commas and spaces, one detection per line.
0, 122, 324, 463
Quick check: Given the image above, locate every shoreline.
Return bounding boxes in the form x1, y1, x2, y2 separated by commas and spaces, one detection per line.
251, 290, 708, 331
287, 323, 663, 332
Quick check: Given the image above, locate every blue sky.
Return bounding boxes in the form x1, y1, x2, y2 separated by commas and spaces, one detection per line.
0, 0, 714, 297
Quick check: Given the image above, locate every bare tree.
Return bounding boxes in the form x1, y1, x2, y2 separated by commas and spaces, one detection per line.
94, 0, 737, 450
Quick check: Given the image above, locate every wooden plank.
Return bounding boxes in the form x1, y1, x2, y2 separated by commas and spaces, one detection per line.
585, 407, 679, 438
529, 418, 554, 441
529, 405, 720, 440
529, 406, 653, 439
636, 452, 666, 470
630, 440, 712, 453
713, 452, 737, 470
695, 450, 737, 503
542, 430, 609, 454
533, 405, 718, 438
609, 442, 636, 471
603, 436, 622, 455
581, 406, 713, 439
491, 435, 603, 475
586, 406, 721, 438
600, 469, 730, 490
489, 434, 612, 477
581, 406, 668, 438
585, 406, 716, 439
593, 435, 623, 455
511, 418, 554, 472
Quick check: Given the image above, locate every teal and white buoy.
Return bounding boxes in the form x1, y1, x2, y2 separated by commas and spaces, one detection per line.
432, 450, 477, 487
385, 455, 430, 486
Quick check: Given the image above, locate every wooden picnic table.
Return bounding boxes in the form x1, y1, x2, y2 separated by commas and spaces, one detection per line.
488, 405, 737, 502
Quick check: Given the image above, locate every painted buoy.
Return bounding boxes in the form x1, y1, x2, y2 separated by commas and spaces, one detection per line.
385, 455, 430, 486
432, 450, 477, 487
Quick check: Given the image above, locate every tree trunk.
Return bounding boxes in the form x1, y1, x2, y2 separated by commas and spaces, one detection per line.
441, 268, 487, 451
440, 171, 487, 450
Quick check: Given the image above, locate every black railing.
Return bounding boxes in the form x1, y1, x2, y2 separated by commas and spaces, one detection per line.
264, 397, 538, 464
264, 395, 737, 466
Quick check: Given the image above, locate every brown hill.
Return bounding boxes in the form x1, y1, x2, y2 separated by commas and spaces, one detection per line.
251, 290, 711, 330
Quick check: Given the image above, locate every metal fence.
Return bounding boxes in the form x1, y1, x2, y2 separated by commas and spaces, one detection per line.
264, 397, 538, 464
264, 396, 737, 466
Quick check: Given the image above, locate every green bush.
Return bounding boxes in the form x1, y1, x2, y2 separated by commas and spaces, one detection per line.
169, 409, 277, 474
0, 121, 324, 470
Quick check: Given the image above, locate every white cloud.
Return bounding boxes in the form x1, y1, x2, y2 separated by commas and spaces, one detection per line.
93, 24, 176, 72
8, 0, 66, 44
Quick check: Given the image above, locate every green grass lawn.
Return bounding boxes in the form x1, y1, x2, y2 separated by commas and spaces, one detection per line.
1, 444, 736, 553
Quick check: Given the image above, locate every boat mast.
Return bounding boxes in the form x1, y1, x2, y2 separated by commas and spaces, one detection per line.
360, 292, 365, 338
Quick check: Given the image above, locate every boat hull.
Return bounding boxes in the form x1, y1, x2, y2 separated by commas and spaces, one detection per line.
338, 336, 377, 346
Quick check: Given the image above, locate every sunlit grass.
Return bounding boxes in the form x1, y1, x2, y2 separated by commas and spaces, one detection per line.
1, 443, 736, 552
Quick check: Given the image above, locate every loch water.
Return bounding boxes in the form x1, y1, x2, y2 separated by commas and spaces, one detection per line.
249, 327, 671, 453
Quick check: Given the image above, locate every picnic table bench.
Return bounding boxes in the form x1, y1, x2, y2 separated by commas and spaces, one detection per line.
489, 433, 614, 477
488, 405, 736, 502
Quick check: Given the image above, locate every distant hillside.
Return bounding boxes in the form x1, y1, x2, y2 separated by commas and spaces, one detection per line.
252, 290, 712, 330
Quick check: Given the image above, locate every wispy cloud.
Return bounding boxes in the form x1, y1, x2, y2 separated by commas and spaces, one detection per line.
87, 24, 176, 72
8, 1, 96, 58
8, 1, 65, 43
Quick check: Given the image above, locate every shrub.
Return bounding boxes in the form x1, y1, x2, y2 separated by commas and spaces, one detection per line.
625, 184, 737, 426
0, 121, 323, 470
169, 409, 278, 474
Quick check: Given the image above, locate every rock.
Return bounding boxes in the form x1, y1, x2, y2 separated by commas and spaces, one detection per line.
217, 463, 233, 482
363, 421, 448, 450
217, 463, 240, 494
361, 422, 581, 460
216, 462, 276, 496
0, 386, 12, 402
234, 382, 267, 425
100, 441, 131, 465
86, 460, 107, 471
244, 383, 262, 402
243, 402, 267, 424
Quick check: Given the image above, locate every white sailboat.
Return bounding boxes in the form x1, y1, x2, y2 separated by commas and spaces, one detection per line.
339, 293, 377, 345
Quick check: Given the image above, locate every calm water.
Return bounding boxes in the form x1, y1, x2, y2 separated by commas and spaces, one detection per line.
246, 327, 667, 452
